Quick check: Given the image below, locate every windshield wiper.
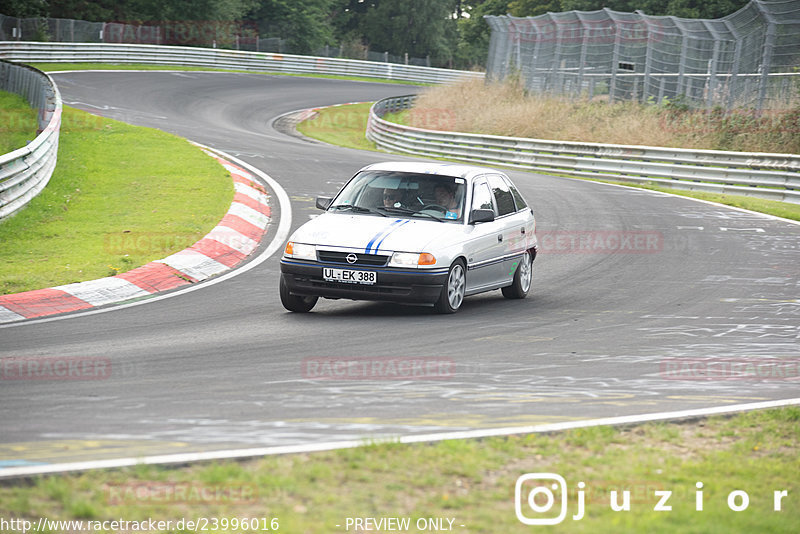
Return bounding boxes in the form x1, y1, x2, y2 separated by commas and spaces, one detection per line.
329, 204, 387, 216
378, 206, 444, 222
412, 211, 444, 222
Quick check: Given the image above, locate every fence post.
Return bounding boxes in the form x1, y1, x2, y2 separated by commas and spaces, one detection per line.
576, 14, 590, 99
721, 19, 741, 112
607, 10, 622, 103
753, 1, 777, 113
637, 11, 655, 104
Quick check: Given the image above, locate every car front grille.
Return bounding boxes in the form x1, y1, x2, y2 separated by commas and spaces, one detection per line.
316, 250, 390, 267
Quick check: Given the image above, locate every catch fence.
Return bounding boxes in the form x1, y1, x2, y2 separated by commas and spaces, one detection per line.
485, 0, 800, 110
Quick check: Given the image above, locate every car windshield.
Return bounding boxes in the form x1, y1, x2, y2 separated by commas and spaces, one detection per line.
329, 170, 466, 223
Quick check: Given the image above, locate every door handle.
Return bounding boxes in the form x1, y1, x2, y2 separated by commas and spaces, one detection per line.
497, 234, 503, 242
520, 227, 526, 234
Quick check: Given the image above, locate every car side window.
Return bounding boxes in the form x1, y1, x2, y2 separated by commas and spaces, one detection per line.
471, 182, 495, 213
506, 179, 527, 211
488, 175, 515, 217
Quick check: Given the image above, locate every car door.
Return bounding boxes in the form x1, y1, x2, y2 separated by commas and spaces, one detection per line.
487, 174, 529, 285
463, 178, 507, 292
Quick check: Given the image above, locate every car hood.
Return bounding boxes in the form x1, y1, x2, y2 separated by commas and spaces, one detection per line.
290, 212, 461, 254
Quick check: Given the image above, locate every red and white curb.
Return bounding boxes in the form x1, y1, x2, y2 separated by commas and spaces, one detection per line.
0, 152, 270, 324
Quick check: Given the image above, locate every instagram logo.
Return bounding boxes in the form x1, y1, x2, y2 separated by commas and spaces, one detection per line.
515, 473, 789, 524
515, 473, 574, 525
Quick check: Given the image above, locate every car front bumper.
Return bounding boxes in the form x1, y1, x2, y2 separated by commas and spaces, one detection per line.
280, 259, 449, 304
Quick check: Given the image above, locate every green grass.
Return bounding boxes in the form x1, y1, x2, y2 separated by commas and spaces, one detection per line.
300, 103, 800, 222
0, 408, 796, 533
0, 90, 38, 154
0, 106, 233, 295
296, 102, 377, 151
31, 63, 425, 85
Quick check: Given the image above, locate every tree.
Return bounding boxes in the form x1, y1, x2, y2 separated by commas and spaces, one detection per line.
43, 0, 258, 23
45, 0, 122, 21
357, 0, 458, 66
0, 0, 48, 18
508, 0, 562, 17
454, 0, 510, 69
246, 0, 336, 54
130, 0, 258, 21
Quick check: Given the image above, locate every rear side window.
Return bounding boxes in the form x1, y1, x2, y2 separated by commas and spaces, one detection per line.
488, 175, 515, 216
508, 181, 527, 210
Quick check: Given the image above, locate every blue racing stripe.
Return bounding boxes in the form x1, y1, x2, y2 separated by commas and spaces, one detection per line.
365, 219, 403, 254
374, 220, 410, 253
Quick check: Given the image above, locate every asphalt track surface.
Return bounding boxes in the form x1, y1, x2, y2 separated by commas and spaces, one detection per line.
1, 72, 799, 468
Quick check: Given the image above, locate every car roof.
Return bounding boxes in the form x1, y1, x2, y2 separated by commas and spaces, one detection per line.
359, 161, 501, 180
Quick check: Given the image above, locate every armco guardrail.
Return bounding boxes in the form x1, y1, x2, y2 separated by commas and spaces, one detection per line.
367, 96, 800, 204
0, 60, 61, 220
0, 42, 484, 85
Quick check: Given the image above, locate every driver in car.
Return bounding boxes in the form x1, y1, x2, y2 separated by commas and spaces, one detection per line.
383, 188, 403, 208
434, 184, 461, 219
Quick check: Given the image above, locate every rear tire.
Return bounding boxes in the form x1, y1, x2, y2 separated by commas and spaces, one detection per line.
280, 275, 318, 312
502, 249, 533, 299
434, 260, 466, 314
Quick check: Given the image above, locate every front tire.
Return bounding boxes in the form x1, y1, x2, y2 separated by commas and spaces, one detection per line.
502, 249, 533, 299
434, 260, 466, 314
280, 274, 318, 312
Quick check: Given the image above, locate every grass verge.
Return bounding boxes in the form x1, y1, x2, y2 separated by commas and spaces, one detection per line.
409, 78, 800, 154
31, 63, 425, 86
296, 103, 377, 151
0, 408, 797, 533
299, 102, 800, 222
0, 106, 233, 295
0, 90, 38, 154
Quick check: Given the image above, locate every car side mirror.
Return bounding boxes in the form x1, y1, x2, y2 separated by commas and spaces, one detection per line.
316, 196, 333, 210
470, 208, 495, 224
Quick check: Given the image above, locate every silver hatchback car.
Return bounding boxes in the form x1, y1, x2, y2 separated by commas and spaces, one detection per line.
280, 162, 537, 313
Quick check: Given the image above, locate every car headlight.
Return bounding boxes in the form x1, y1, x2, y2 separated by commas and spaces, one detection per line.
389, 252, 436, 267
284, 242, 317, 261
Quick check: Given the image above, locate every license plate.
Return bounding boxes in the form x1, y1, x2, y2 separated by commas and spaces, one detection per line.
323, 268, 377, 285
